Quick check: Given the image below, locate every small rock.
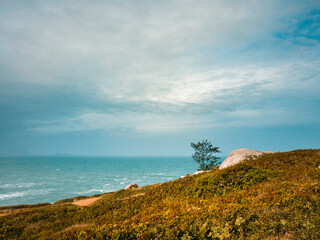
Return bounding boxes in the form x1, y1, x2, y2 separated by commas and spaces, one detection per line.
192, 170, 206, 175
125, 183, 138, 190
181, 171, 205, 178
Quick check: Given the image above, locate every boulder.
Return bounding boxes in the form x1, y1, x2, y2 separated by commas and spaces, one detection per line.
125, 183, 138, 190
219, 148, 273, 170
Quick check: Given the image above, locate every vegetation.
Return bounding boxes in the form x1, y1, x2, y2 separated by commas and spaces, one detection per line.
191, 139, 221, 170
0, 149, 320, 239
54, 194, 106, 204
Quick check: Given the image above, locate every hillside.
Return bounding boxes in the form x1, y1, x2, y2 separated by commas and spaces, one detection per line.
1, 149, 320, 239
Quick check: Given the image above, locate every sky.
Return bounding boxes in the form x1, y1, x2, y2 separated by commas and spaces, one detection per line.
0, 0, 319, 156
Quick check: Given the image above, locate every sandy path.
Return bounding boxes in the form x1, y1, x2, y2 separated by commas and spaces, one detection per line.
72, 196, 102, 206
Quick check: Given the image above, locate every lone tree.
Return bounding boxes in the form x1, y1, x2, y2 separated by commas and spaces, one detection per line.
191, 139, 221, 170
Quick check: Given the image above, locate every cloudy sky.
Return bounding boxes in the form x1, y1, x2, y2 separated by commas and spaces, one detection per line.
0, 0, 319, 156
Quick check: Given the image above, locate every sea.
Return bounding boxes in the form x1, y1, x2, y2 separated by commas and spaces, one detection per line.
0, 156, 225, 207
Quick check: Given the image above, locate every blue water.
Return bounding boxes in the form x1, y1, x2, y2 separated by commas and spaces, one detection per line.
0, 156, 224, 206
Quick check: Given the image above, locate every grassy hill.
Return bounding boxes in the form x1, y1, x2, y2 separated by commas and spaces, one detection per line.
1, 149, 320, 239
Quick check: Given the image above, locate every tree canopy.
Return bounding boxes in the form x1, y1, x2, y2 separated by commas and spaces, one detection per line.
191, 139, 221, 170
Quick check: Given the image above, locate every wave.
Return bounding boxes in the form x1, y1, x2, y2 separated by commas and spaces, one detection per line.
151, 173, 164, 176
0, 182, 39, 189
0, 189, 52, 201
0, 192, 27, 200
88, 189, 104, 193
114, 177, 129, 182
77, 188, 109, 195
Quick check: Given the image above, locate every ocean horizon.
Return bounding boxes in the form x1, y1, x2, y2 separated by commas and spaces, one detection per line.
0, 155, 225, 206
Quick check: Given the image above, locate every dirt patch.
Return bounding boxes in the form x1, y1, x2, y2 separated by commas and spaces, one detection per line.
72, 196, 102, 206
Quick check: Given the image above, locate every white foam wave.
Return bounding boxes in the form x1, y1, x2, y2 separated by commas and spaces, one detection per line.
0, 189, 52, 200
0, 192, 26, 200
88, 189, 104, 193
151, 173, 164, 176
77, 188, 112, 195
0, 182, 38, 189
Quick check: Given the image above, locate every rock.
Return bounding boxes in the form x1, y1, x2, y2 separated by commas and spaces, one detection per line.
125, 183, 138, 190
181, 174, 190, 178
181, 170, 206, 178
192, 170, 206, 175
219, 148, 272, 170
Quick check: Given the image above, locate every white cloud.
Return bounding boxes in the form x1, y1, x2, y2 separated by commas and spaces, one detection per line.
98, 59, 320, 107
1, 0, 315, 87
29, 57, 320, 134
